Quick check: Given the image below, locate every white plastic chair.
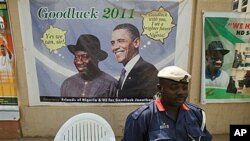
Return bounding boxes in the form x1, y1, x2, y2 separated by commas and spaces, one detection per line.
54, 113, 116, 141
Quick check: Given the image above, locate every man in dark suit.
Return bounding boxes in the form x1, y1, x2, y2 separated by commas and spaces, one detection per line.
111, 23, 158, 98
61, 34, 117, 98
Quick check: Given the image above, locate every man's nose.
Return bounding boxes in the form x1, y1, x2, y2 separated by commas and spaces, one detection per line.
112, 42, 119, 50
176, 88, 187, 96
215, 59, 222, 63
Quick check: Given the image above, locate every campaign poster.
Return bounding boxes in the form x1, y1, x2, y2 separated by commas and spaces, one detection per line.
0, 0, 19, 120
18, 0, 192, 105
202, 11, 250, 103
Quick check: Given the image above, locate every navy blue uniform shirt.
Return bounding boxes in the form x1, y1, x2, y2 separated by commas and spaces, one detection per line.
122, 98, 212, 141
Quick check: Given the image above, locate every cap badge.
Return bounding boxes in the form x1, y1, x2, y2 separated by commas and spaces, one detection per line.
180, 75, 189, 83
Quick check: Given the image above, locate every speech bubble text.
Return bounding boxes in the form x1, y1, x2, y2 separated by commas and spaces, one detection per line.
142, 7, 175, 43
41, 26, 66, 52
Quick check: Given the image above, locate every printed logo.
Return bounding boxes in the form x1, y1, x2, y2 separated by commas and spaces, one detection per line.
230, 125, 250, 141
160, 122, 169, 129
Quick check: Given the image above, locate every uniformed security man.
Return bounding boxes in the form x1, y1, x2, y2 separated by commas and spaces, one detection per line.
121, 66, 212, 141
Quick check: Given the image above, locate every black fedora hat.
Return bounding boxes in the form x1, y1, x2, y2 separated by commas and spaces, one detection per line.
207, 41, 229, 55
67, 34, 108, 61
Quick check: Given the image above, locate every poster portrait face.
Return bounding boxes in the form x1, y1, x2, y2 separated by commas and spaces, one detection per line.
206, 51, 225, 69
111, 28, 140, 65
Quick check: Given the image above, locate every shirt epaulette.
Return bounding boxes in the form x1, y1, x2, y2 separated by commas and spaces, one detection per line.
131, 102, 151, 119
185, 102, 203, 111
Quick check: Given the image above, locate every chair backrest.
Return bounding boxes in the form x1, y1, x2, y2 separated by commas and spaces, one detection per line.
54, 113, 116, 141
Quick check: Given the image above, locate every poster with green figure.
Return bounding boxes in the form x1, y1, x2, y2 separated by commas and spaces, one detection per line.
202, 11, 250, 103
0, 0, 19, 120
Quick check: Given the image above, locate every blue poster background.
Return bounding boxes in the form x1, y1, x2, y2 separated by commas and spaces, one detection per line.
18, 0, 192, 104
30, 0, 178, 97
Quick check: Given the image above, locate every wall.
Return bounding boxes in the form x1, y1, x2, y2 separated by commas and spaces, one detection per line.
3, 0, 250, 138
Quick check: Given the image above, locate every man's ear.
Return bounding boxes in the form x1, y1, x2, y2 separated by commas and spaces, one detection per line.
133, 37, 140, 49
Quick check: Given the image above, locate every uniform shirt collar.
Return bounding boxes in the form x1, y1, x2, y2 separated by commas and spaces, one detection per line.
155, 97, 189, 111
